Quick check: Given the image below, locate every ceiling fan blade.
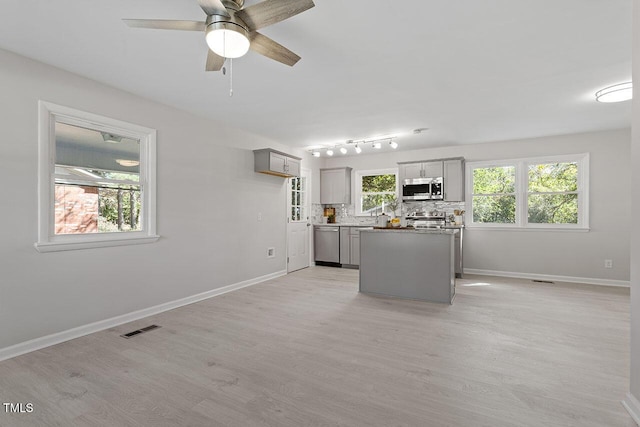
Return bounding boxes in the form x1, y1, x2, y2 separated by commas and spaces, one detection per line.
197, 0, 230, 17
206, 49, 226, 71
236, 0, 315, 31
249, 32, 301, 66
123, 19, 206, 31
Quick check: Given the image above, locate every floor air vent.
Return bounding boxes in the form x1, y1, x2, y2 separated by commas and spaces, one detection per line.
532, 280, 555, 284
120, 324, 161, 339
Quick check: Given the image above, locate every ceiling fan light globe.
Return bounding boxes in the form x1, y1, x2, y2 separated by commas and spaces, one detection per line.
206, 22, 250, 58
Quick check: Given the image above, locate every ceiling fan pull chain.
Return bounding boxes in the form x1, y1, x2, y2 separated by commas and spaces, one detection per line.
229, 58, 233, 97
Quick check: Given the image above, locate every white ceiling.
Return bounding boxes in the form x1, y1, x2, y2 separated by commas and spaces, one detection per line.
0, 0, 632, 156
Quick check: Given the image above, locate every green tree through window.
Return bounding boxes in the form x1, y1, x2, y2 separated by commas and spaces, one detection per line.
472, 166, 516, 223
361, 173, 396, 213
468, 155, 586, 228
528, 162, 578, 224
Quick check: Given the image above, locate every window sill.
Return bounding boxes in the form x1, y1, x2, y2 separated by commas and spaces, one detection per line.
34, 235, 160, 253
466, 226, 589, 232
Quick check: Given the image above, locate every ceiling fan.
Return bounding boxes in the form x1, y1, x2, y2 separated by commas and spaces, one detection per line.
123, 0, 315, 72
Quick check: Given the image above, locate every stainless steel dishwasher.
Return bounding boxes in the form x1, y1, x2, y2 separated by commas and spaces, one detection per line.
314, 226, 340, 263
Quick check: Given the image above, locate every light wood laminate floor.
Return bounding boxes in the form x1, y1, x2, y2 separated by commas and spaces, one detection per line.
0, 267, 634, 426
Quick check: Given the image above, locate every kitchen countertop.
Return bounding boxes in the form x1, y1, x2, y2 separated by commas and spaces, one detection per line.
314, 223, 375, 227
314, 223, 465, 229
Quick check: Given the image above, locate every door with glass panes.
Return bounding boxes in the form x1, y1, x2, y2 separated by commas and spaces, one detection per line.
287, 169, 310, 272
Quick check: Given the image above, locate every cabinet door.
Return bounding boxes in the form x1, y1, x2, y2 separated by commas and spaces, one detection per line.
350, 234, 360, 266
269, 152, 286, 174
423, 161, 443, 179
321, 169, 344, 204
444, 159, 464, 201
401, 163, 423, 181
340, 227, 350, 264
287, 158, 301, 177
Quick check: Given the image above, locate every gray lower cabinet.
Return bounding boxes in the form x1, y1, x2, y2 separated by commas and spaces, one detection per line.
342, 227, 371, 267
350, 234, 360, 265
340, 227, 350, 264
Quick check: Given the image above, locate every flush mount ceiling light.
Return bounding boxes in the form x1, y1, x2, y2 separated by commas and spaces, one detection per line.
326, 149, 334, 156
595, 82, 633, 103
340, 147, 348, 155
116, 159, 141, 167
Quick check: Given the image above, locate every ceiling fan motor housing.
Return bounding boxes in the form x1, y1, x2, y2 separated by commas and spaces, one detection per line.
221, 0, 244, 11
206, 14, 249, 35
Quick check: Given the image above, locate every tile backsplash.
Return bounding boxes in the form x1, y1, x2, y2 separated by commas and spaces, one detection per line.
313, 201, 467, 224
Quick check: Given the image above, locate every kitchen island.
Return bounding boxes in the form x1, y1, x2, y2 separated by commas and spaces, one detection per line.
359, 228, 456, 304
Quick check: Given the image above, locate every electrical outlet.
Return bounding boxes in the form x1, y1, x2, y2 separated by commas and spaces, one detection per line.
604, 259, 613, 269
257, 212, 262, 221
267, 247, 275, 258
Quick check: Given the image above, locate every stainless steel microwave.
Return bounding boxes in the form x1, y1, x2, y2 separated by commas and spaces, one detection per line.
402, 177, 443, 201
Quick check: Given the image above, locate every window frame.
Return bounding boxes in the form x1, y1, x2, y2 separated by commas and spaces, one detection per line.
36, 101, 159, 252
465, 153, 589, 231
354, 168, 399, 216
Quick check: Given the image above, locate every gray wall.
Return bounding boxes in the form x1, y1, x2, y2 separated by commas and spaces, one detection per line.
0, 48, 309, 351
320, 129, 631, 283
630, 0, 640, 406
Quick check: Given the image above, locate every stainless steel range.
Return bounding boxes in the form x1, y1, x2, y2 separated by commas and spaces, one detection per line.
406, 211, 447, 229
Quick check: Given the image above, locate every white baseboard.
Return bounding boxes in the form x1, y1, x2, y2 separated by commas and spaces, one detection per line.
623, 393, 640, 425
0, 270, 287, 362
463, 268, 630, 288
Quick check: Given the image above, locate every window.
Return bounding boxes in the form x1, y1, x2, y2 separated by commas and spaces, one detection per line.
36, 101, 158, 252
355, 169, 398, 215
527, 162, 578, 224
472, 165, 516, 224
289, 176, 307, 222
466, 154, 589, 229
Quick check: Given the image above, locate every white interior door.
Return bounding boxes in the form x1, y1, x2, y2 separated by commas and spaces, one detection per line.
287, 169, 310, 273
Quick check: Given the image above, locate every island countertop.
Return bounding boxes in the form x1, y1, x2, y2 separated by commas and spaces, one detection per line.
366, 228, 457, 234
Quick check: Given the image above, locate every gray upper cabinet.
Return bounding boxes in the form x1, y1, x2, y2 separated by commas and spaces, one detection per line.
254, 148, 301, 178
320, 167, 352, 204
443, 159, 464, 201
399, 161, 444, 181
423, 161, 444, 179
401, 163, 423, 180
